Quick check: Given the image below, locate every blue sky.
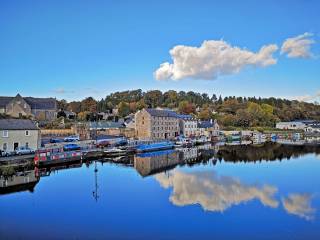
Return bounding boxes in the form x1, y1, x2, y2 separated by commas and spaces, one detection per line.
0, 0, 319, 101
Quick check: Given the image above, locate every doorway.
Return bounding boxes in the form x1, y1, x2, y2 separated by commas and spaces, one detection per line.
14, 142, 19, 150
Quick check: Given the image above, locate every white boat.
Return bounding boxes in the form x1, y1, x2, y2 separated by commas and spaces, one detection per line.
104, 147, 128, 156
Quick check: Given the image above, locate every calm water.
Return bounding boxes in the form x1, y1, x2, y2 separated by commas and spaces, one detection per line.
1, 142, 320, 239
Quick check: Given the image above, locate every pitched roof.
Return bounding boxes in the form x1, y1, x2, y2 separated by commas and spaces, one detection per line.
0, 97, 13, 108
0, 119, 39, 130
89, 121, 125, 129
0, 96, 56, 110
24, 97, 56, 110
197, 121, 213, 128
177, 114, 194, 120
145, 108, 179, 118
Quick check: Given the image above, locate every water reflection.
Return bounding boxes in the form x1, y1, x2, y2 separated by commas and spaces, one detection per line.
155, 170, 279, 211
0, 142, 319, 223
282, 194, 315, 220
0, 168, 39, 195
155, 170, 316, 221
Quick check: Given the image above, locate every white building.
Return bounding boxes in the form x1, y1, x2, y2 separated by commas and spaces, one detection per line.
0, 119, 40, 152
276, 120, 320, 132
178, 114, 197, 137
276, 121, 307, 130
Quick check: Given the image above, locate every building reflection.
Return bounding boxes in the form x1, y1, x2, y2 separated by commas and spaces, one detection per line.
134, 150, 182, 177
0, 169, 39, 195
1, 141, 319, 216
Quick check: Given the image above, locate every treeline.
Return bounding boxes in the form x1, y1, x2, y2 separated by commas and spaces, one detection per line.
57, 89, 320, 128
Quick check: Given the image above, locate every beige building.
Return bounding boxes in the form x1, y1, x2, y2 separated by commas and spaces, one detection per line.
196, 119, 220, 137
0, 119, 40, 152
134, 150, 181, 177
135, 109, 180, 140
0, 94, 57, 121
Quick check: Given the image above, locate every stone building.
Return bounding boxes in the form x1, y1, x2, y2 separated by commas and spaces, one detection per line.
0, 119, 40, 152
135, 108, 180, 140
0, 94, 57, 121
134, 150, 181, 177
196, 119, 220, 137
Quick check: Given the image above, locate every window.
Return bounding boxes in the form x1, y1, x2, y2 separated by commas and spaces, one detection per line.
25, 130, 30, 136
26, 142, 29, 148
3, 143, 7, 151
2, 130, 8, 138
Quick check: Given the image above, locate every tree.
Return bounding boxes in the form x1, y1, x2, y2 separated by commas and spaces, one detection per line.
178, 101, 195, 114
235, 109, 253, 127
68, 101, 81, 113
136, 99, 147, 110
57, 110, 67, 118
129, 102, 137, 113
81, 97, 97, 112
144, 90, 163, 108
57, 99, 68, 110
118, 102, 130, 117
78, 111, 90, 121
198, 109, 212, 120
211, 94, 217, 102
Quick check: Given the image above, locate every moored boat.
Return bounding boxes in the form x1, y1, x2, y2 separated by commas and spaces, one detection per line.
135, 141, 174, 153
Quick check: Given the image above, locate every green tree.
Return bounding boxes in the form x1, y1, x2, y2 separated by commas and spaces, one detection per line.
118, 102, 130, 117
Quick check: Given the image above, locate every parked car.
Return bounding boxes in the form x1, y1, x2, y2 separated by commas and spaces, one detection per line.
63, 144, 81, 151
64, 135, 80, 142
49, 138, 64, 143
96, 140, 110, 148
15, 146, 35, 155
0, 150, 15, 157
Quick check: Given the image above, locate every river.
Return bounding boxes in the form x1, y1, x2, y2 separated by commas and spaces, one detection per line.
1, 142, 320, 239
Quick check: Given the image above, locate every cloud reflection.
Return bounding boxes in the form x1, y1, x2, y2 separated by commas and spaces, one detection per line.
155, 170, 279, 212
282, 194, 315, 220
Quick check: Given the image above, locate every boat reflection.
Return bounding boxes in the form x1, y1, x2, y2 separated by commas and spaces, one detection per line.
0, 141, 319, 219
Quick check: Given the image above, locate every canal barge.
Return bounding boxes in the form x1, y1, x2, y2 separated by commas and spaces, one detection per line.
34, 147, 83, 166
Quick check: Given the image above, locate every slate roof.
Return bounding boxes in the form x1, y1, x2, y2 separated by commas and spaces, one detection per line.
145, 109, 179, 118
89, 121, 125, 129
0, 96, 56, 110
197, 121, 214, 129
0, 97, 13, 108
24, 97, 56, 110
177, 114, 194, 120
0, 119, 39, 130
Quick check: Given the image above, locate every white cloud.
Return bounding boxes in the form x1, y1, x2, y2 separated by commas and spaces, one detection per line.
154, 40, 278, 81
53, 88, 67, 94
155, 170, 279, 212
281, 32, 315, 58
282, 194, 315, 220
291, 90, 320, 102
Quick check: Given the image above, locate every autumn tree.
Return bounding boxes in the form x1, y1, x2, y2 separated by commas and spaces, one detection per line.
81, 97, 97, 112
178, 101, 196, 114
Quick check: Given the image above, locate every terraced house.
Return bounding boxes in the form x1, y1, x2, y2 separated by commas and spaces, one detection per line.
135, 108, 180, 140
0, 119, 40, 152
0, 94, 57, 121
